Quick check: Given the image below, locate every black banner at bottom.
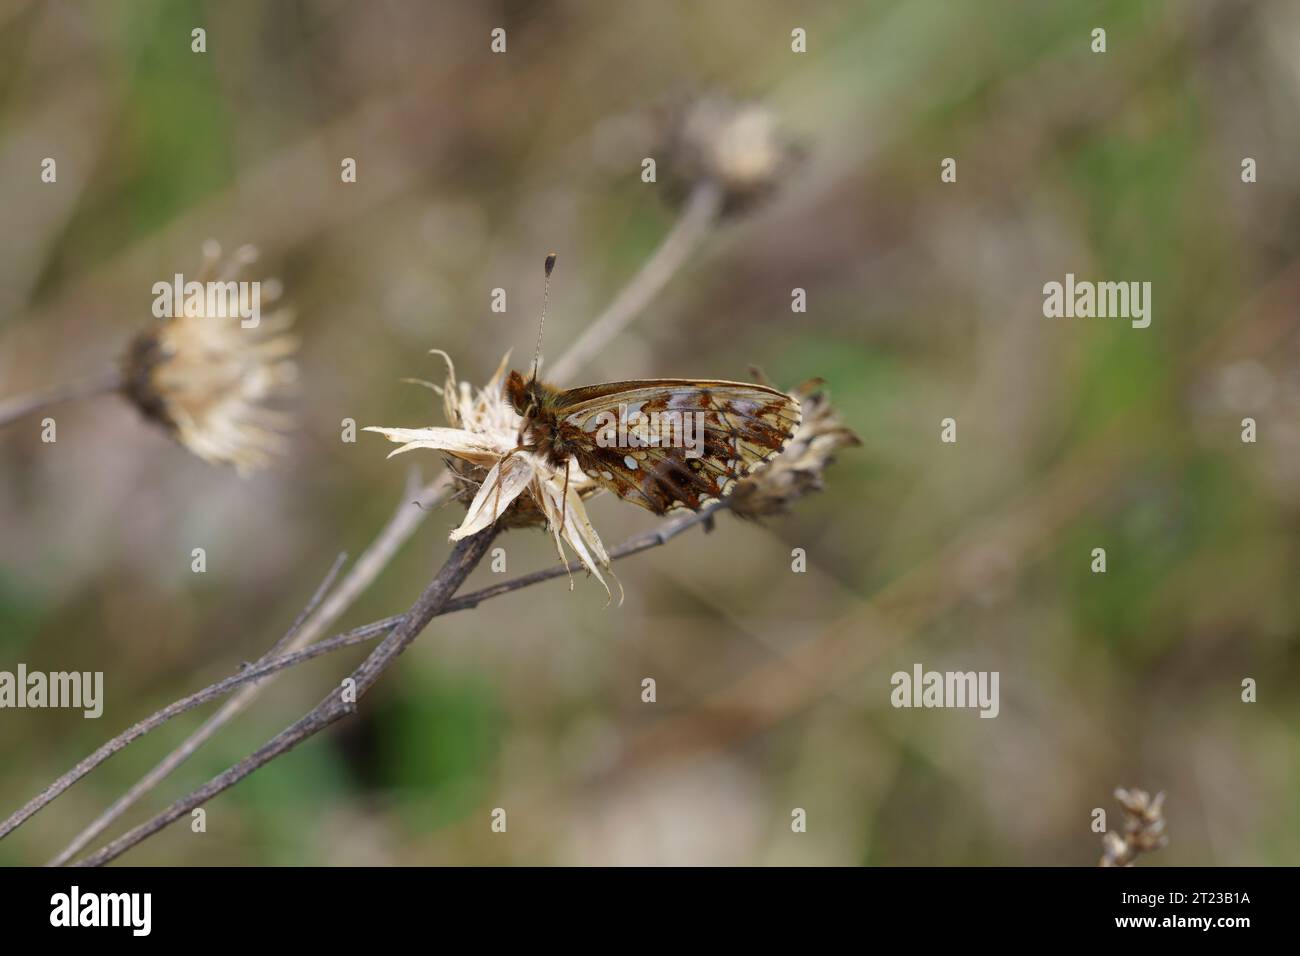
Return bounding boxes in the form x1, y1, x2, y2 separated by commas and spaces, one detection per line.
0, 865, 1279, 941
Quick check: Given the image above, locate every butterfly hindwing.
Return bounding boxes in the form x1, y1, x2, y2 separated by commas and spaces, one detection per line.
548, 380, 801, 514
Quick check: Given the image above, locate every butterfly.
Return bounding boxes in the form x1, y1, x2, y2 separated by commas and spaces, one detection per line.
503, 373, 801, 515
497, 252, 802, 515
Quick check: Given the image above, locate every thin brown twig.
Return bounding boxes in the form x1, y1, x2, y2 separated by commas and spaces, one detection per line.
0, 617, 400, 845
71, 526, 501, 867
43, 467, 444, 863
57, 181, 727, 852
41, 469, 434, 863
0, 502, 723, 846
448, 500, 725, 610
44, 552, 350, 865
0, 553, 344, 843
0, 365, 123, 429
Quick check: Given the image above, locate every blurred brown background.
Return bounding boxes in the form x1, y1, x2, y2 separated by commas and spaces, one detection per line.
1, 0, 1298, 865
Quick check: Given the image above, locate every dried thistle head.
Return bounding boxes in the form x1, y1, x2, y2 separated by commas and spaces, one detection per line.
364, 352, 616, 600
1099, 788, 1168, 867
121, 241, 298, 475
727, 372, 860, 518
663, 94, 800, 214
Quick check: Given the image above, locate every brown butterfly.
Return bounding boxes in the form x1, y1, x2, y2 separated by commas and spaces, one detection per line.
503, 255, 802, 515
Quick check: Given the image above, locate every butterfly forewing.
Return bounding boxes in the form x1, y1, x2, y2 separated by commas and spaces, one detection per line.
546, 379, 801, 515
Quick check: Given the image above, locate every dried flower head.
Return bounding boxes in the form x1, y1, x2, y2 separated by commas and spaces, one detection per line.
664, 94, 800, 214
121, 241, 298, 475
365, 352, 616, 600
1099, 788, 1168, 867
727, 373, 860, 518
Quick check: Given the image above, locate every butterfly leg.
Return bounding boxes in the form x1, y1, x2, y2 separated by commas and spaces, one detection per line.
516, 403, 538, 448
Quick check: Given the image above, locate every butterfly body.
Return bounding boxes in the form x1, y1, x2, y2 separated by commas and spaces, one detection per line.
505, 369, 801, 515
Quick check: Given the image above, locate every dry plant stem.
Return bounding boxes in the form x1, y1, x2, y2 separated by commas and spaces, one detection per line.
0, 619, 400, 845
44, 552, 349, 866
1, 503, 722, 846
43, 472, 438, 864
446, 499, 727, 609
0, 366, 123, 429
0, 553, 345, 844
546, 181, 723, 382
59, 182, 726, 853
45, 468, 443, 862
72, 526, 500, 868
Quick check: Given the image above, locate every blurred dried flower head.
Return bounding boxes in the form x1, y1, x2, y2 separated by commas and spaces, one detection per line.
664, 94, 799, 213
1099, 788, 1168, 867
728, 373, 860, 518
121, 241, 298, 475
365, 352, 615, 599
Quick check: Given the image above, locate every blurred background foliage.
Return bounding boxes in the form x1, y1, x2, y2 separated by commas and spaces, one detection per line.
2, 0, 1299, 865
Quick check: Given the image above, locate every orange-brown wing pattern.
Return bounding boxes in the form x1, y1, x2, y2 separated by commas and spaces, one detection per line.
551, 381, 801, 514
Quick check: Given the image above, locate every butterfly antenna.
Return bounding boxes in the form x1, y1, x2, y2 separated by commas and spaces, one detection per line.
530, 252, 557, 383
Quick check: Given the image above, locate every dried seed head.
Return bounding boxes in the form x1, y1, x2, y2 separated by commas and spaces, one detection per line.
1099, 788, 1168, 867
728, 373, 860, 518
663, 94, 800, 214
365, 352, 614, 601
121, 242, 298, 475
